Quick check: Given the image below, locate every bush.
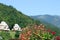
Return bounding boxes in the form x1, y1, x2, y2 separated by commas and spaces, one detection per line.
15, 31, 21, 39
0, 31, 11, 40
19, 24, 56, 40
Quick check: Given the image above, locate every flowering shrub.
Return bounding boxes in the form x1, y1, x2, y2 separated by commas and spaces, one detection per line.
55, 36, 60, 40
19, 24, 56, 40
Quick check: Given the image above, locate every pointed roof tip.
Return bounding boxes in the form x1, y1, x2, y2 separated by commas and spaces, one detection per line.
40, 24, 43, 25
1, 21, 7, 25
15, 24, 19, 25
13, 24, 21, 28
15, 24, 20, 26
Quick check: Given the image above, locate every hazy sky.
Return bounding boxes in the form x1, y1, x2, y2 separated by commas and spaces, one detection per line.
0, 0, 60, 16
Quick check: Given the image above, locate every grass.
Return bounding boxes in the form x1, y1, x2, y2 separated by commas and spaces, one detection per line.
0, 30, 21, 40
9, 30, 16, 38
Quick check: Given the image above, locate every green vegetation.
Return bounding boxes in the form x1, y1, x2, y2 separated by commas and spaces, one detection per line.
10, 31, 15, 38
15, 31, 21, 39
0, 31, 20, 40
0, 31, 11, 40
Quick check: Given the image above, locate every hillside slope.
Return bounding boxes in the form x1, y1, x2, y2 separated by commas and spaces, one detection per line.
0, 3, 40, 29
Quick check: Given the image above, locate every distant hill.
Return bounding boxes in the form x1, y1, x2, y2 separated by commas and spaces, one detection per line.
31, 14, 60, 28
0, 3, 41, 29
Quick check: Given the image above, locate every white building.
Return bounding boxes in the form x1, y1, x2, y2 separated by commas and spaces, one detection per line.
12, 24, 22, 31
0, 21, 10, 31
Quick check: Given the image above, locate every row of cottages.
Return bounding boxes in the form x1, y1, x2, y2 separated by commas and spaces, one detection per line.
0, 21, 22, 31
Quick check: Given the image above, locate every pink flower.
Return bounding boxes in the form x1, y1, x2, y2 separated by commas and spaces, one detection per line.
51, 31, 56, 35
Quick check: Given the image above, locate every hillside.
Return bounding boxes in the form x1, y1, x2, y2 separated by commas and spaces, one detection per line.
31, 14, 60, 28
0, 3, 41, 29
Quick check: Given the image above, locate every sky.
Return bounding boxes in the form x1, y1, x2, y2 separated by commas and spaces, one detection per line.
0, 0, 60, 16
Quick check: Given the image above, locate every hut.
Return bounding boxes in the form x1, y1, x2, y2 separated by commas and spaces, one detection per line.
12, 24, 22, 31
0, 21, 10, 31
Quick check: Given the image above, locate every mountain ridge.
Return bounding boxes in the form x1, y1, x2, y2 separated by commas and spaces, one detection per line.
31, 14, 60, 28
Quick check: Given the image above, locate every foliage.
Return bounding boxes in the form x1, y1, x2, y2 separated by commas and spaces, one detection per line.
15, 31, 21, 39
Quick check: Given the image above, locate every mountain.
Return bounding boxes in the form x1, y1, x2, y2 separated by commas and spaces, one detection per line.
0, 3, 60, 35
0, 3, 41, 29
31, 14, 60, 28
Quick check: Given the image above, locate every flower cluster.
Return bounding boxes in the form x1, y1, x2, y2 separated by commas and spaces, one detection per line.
47, 29, 56, 35
19, 24, 56, 40
55, 36, 60, 40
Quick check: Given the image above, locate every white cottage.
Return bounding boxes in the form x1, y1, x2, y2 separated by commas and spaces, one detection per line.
12, 24, 22, 31
0, 21, 10, 31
